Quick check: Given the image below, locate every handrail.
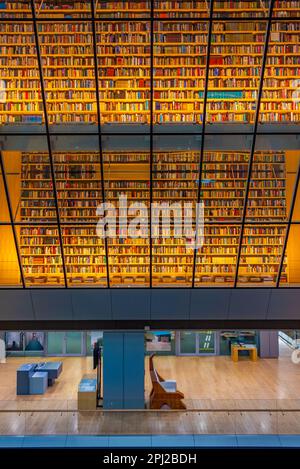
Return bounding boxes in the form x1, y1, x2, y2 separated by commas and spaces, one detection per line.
0, 408, 300, 413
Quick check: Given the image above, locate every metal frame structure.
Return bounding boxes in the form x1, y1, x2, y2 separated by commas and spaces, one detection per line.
0, 0, 299, 289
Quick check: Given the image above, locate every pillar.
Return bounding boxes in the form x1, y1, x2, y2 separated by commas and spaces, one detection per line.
259, 331, 279, 358
103, 331, 145, 409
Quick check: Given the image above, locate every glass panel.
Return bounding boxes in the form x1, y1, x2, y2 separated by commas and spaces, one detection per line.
220, 330, 257, 355
51, 136, 105, 284
153, 20, 208, 124
5, 332, 24, 352
237, 224, 287, 287
198, 330, 215, 354
47, 331, 64, 354
96, 20, 150, 126
274, 0, 300, 17
292, 193, 300, 222
260, 20, 300, 123
195, 223, 240, 287
19, 225, 64, 286
52, 140, 103, 223
154, 0, 209, 18
152, 136, 200, 287
103, 135, 150, 287
195, 146, 250, 288
62, 226, 107, 287
207, 20, 267, 124
0, 21, 44, 124
201, 150, 250, 223
86, 331, 103, 356
0, 225, 22, 286
180, 331, 197, 354
35, 0, 91, 18
0, 163, 11, 223
0, 0, 32, 18
14, 151, 57, 223
96, 1, 150, 18
65, 331, 82, 354
279, 225, 300, 286
246, 151, 288, 222
25, 332, 45, 352
214, 1, 270, 18
37, 21, 97, 124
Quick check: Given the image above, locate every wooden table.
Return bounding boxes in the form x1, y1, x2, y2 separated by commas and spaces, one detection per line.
231, 344, 258, 362
78, 374, 97, 411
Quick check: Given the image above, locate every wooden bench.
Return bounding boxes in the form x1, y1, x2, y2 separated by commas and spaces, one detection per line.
149, 354, 186, 410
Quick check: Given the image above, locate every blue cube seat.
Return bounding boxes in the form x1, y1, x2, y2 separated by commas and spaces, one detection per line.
17, 364, 37, 395
29, 371, 48, 395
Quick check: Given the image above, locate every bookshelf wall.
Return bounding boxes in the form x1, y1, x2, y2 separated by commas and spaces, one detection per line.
0, 1, 300, 124
195, 151, 287, 286
152, 150, 199, 286
103, 151, 151, 287
13, 149, 291, 287
0, 1, 299, 288
96, 21, 151, 124
20, 151, 107, 286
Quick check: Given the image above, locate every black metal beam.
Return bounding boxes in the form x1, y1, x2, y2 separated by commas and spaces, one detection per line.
2, 130, 300, 136
0, 151, 25, 287
30, 0, 68, 288
192, 0, 214, 288
1, 16, 299, 22
276, 161, 300, 287
1, 319, 300, 331
233, 0, 275, 287
2, 220, 299, 226
150, 0, 154, 287
90, 0, 110, 288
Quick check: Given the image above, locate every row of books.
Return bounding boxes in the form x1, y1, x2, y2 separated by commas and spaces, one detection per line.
19, 150, 288, 285
0, 1, 266, 18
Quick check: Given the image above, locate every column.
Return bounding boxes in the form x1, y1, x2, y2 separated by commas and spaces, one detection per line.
259, 331, 279, 358
103, 331, 145, 409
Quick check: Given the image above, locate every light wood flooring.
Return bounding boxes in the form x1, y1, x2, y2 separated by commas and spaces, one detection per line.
0, 342, 299, 435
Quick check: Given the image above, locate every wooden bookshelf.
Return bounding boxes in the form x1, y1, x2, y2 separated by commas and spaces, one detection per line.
18, 150, 288, 287
152, 150, 287, 286
20, 152, 107, 286
0, 1, 299, 124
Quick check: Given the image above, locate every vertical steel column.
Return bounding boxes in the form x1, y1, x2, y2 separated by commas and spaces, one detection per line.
233, 0, 275, 287
91, 0, 110, 287
30, 0, 68, 287
150, 0, 154, 287
191, 0, 214, 288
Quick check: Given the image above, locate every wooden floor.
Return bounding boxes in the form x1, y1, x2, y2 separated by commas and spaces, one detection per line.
0, 342, 300, 435
0, 341, 299, 406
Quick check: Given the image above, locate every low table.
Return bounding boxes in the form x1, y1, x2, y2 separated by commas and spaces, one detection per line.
17, 361, 63, 395
35, 362, 63, 386
78, 375, 97, 411
231, 344, 258, 362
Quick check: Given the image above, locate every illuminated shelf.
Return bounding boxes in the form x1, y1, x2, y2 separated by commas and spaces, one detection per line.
0, 2, 299, 124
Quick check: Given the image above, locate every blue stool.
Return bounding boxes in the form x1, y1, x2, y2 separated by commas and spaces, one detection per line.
29, 372, 48, 395
17, 364, 37, 395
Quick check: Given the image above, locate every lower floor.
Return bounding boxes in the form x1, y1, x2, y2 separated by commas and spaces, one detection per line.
0, 339, 299, 409
1, 343, 300, 435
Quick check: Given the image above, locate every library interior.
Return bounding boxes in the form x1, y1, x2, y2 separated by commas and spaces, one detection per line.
0, 0, 300, 442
